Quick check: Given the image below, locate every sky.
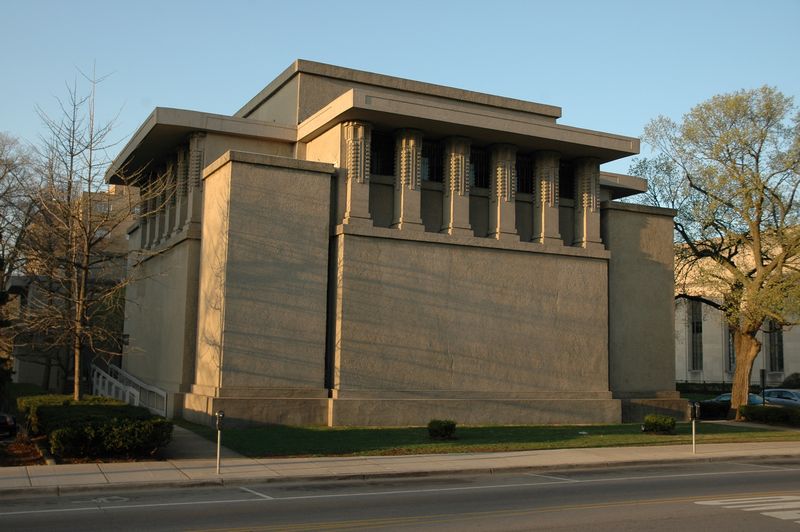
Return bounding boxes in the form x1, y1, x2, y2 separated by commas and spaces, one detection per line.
2, 0, 799, 174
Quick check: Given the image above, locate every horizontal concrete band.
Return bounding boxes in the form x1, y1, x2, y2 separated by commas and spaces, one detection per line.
183, 395, 623, 427
189, 385, 613, 400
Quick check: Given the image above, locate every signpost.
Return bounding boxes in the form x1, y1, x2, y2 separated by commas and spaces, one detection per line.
689, 403, 700, 454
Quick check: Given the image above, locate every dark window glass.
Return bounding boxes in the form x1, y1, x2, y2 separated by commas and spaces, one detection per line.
516, 154, 533, 194
422, 141, 444, 182
690, 300, 703, 371
726, 328, 736, 373
370, 131, 395, 176
767, 319, 784, 372
559, 161, 575, 199
470, 148, 489, 189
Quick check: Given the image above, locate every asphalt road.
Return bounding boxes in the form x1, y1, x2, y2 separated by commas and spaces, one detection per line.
2, 459, 800, 531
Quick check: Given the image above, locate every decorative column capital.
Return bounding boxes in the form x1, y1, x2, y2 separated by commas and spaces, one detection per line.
444, 137, 470, 197
343, 121, 371, 184
490, 144, 517, 203
574, 157, 601, 213
394, 129, 423, 191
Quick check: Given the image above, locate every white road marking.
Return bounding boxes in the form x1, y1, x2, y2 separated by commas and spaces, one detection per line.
695, 495, 800, 524
239, 486, 273, 499
524, 473, 577, 482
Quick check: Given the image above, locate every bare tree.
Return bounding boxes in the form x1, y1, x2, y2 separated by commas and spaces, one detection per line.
633, 86, 800, 419
0, 133, 38, 357
16, 70, 162, 399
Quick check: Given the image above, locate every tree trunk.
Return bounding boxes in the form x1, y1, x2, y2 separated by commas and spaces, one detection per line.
41, 355, 51, 391
731, 330, 761, 420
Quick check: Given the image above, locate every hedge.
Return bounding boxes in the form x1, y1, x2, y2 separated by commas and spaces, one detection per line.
49, 417, 173, 458
17, 394, 124, 434
15, 393, 173, 459
739, 405, 800, 426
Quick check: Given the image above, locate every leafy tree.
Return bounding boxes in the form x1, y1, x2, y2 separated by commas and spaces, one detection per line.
633, 86, 800, 419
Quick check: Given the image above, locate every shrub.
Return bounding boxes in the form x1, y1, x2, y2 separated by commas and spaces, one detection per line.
739, 405, 800, 426
427, 419, 457, 440
642, 414, 676, 434
781, 373, 800, 389
17, 394, 124, 434
49, 417, 173, 458
36, 404, 154, 435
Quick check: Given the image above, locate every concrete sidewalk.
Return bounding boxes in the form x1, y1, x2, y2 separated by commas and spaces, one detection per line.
2, 424, 800, 497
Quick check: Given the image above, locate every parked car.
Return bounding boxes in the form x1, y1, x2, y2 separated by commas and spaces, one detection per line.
697, 393, 770, 419
0, 413, 16, 438
763, 389, 800, 408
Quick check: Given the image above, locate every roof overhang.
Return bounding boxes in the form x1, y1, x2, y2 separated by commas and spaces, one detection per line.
297, 88, 639, 164
105, 108, 295, 184
236, 59, 563, 121
599, 171, 647, 199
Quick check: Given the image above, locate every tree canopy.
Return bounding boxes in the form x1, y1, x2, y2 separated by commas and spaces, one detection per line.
632, 86, 800, 418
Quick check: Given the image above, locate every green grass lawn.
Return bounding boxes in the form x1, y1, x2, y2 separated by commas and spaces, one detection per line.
176, 419, 800, 458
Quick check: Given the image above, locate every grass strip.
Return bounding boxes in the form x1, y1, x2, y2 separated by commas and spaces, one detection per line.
175, 419, 800, 458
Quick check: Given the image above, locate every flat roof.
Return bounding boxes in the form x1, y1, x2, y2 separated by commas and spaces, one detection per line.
236, 59, 563, 121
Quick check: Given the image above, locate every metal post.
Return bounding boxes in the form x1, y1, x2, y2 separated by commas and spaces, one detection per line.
692, 419, 696, 455
214, 410, 224, 475
216, 429, 221, 475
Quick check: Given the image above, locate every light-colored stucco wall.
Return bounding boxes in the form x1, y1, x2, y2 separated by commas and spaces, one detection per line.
675, 300, 800, 385
335, 233, 610, 393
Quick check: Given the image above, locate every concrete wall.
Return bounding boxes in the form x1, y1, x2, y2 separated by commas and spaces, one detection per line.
123, 234, 200, 403
243, 75, 299, 126
194, 152, 335, 394
335, 234, 610, 393
602, 202, 677, 396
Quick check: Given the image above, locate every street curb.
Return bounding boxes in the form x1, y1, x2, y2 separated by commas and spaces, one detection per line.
2, 451, 799, 499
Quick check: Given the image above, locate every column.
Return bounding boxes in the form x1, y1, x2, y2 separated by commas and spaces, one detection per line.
139, 179, 151, 249
173, 147, 189, 237
341, 121, 372, 225
488, 144, 517, 240
533, 151, 562, 245
391, 129, 424, 231
153, 164, 168, 246
573, 157, 603, 249
145, 177, 158, 248
183, 132, 205, 235
164, 156, 177, 236
440, 137, 472, 236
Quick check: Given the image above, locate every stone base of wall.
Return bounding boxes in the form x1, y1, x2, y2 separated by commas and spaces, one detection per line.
182, 393, 329, 427
182, 392, 622, 427
329, 398, 621, 426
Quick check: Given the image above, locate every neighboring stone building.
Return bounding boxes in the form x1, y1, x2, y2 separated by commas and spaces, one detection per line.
675, 299, 799, 386
107, 60, 683, 426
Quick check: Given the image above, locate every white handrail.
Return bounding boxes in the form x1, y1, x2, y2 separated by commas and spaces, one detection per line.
91, 364, 167, 417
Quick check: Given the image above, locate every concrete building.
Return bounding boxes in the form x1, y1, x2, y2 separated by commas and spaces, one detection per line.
107, 60, 683, 426
675, 299, 799, 386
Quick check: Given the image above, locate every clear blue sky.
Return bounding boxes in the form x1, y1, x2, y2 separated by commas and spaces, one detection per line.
3, 0, 798, 174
